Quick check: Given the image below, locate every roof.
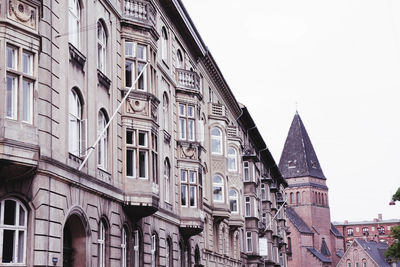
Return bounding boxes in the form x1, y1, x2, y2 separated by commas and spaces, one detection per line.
331, 223, 344, 238
336, 250, 344, 258
279, 112, 326, 180
355, 239, 393, 267
307, 248, 332, 263
286, 207, 313, 234
333, 219, 400, 226
320, 238, 331, 257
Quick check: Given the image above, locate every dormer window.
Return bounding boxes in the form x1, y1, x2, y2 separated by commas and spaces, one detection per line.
311, 160, 318, 169
288, 160, 296, 169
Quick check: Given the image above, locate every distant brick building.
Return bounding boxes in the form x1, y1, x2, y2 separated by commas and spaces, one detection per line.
334, 214, 400, 248
279, 112, 345, 267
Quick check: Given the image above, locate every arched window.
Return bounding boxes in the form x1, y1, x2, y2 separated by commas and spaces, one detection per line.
229, 189, 238, 213
213, 175, 224, 202
0, 198, 27, 264
164, 158, 171, 203
177, 49, 183, 68
163, 92, 169, 132
211, 127, 222, 155
290, 192, 294, 204
121, 227, 128, 267
133, 229, 141, 266
227, 147, 237, 171
98, 220, 107, 267
97, 21, 107, 73
98, 110, 108, 169
296, 192, 301, 204
165, 237, 172, 267
68, 0, 81, 48
69, 89, 83, 156
161, 27, 168, 61
151, 233, 158, 267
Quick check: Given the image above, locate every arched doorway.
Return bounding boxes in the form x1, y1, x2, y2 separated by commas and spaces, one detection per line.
63, 214, 87, 267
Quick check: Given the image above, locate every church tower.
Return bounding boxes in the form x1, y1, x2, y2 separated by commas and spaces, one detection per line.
279, 112, 344, 266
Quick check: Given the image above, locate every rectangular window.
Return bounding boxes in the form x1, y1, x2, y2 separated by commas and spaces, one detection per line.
181, 170, 197, 208
178, 103, 196, 141
246, 232, 252, 252
22, 80, 33, 123
245, 197, 251, 217
22, 52, 33, 75
6, 46, 17, 70
139, 150, 147, 178
5, 75, 17, 119
133, 230, 139, 265
125, 41, 148, 91
125, 60, 134, 87
126, 129, 151, 179
243, 162, 250, 181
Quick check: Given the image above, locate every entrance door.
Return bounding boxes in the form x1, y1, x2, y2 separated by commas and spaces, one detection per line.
63, 214, 86, 267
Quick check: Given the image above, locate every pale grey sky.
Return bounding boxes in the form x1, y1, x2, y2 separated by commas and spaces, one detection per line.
182, 0, 400, 222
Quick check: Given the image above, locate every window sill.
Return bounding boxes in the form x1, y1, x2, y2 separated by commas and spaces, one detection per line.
69, 43, 86, 69
163, 130, 171, 143
68, 152, 83, 164
97, 69, 111, 89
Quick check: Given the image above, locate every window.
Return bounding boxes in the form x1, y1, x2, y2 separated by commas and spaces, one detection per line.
98, 111, 108, 169
69, 89, 85, 157
164, 159, 171, 203
5, 46, 35, 123
290, 192, 294, 204
98, 221, 106, 267
208, 87, 213, 103
177, 49, 183, 68
213, 175, 224, 202
121, 227, 127, 267
211, 128, 223, 155
68, 0, 81, 48
181, 170, 197, 207
151, 133, 158, 184
243, 161, 250, 181
166, 238, 172, 267
163, 92, 169, 132
245, 197, 251, 217
378, 226, 385, 235
161, 27, 168, 61
362, 227, 369, 236
97, 21, 107, 73
246, 232, 252, 252
362, 260, 367, 267
151, 234, 158, 267
125, 41, 147, 91
133, 230, 140, 267
227, 147, 237, 171
261, 184, 266, 200
296, 192, 301, 204
178, 103, 195, 141
229, 189, 238, 213
347, 228, 354, 236
0, 198, 27, 264
126, 130, 149, 179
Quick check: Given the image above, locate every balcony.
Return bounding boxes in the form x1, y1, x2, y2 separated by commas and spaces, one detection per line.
0, 119, 39, 180
123, 180, 159, 219
122, 0, 156, 28
179, 210, 205, 238
176, 69, 201, 96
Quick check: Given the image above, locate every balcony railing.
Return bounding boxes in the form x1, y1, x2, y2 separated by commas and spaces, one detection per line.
123, 0, 156, 27
176, 68, 200, 91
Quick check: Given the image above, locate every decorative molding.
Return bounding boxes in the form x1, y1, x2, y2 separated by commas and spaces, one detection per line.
8, 0, 37, 30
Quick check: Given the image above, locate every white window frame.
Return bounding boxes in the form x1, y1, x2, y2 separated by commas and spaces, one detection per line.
180, 170, 188, 207
246, 232, 252, 253
229, 189, 238, 213
121, 228, 127, 267
98, 221, 106, 267
178, 103, 195, 141
68, 0, 81, 48
97, 21, 107, 73
133, 230, 139, 266
212, 175, 224, 203
125, 41, 147, 91
161, 27, 168, 61
69, 89, 84, 157
151, 234, 156, 267
164, 159, 170, 203
176, 49, 183, 68
245, 197, 251, 217
227, 147, 237, 172
98, 111, 108, 170
261, 184, 266, 200
162, 91, 169, 132
211, 127, 223, 155
165, 239, 171, 267
243, 161, 250, 181
0, 198, 28, 264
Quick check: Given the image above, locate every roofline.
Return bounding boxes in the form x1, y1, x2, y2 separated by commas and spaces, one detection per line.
333, 220, 400, 226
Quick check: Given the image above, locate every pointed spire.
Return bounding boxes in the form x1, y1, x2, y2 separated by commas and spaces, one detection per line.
279, 112, 326, 179
320, 238, 331, 257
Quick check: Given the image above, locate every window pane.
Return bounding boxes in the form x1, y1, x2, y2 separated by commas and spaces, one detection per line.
179, 119, 186, 139
125, 61, 134, 87
126, 149, 135, 177
187, 106, 194, 117
18, 231, 25, 263
22, 80, 33, 123
137, 63, 146, 90
189, 171, 196, 183
181, 170, 187, 182
138, 132, 146, 147
125, 42, 135, 57
230, 199, 237, 212
139, 150, 147, 178
19, 206, 25, 226
4, 200, 16, 225
6, 46, 16, 69
188, 120, 194, 141
189, 185, 196, 207
2, 230, 15, 263
22, 52, 33, 75
137, 45, 146, 60
126, 130, 135, 145
179, 104, 185, 116
6, 75, 16, 119
211, 138, 221, 154
213, 186, 222, 201
181, 185, 187, 206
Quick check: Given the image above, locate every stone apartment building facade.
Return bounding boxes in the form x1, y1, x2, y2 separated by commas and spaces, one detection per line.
0, 0, 288, 266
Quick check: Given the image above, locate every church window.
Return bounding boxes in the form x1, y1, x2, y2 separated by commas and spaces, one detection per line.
362, 227, 368, 235
296, 192, 300, 204
347, 228, 354, 236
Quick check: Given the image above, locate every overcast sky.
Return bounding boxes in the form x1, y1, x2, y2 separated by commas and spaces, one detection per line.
182, 0, 400, 222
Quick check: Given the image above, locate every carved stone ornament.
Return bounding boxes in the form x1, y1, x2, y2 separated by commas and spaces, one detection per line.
8, 0, 36, 30
127, 99, 147, 115
180, 146, 197, 160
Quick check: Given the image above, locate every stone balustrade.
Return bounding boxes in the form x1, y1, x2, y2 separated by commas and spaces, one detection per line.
176, 68, 200, 91
123, 0, 156, 27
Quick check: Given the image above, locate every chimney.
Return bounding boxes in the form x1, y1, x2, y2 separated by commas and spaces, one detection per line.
378, 214, 382, 221
344, 220, 348, 224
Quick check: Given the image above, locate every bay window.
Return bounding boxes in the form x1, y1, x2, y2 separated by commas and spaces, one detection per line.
246, 232, 252, 252
243, 161, 250, 181
125, 41, 147, 91
212, 175, 224, 203
227, 147, 237, 171
178, 103, 195, 141
126, 130, 150, 179
0, 198, 27, 264
229, 189, 238, 213
181, 170, 197, 207
245, 197, 251, 217
5, 45, 35, 124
